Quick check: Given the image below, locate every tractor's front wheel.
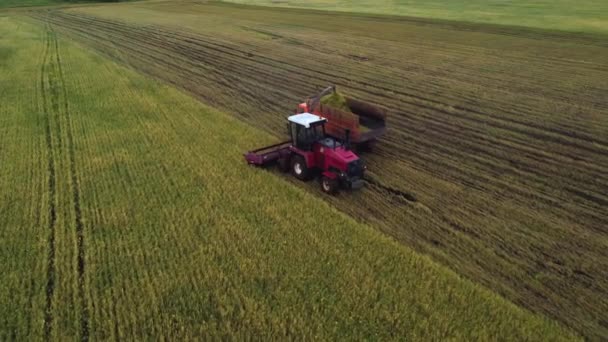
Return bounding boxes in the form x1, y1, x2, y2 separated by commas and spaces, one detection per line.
321, 176, 339, 195
291, 156, 310, 181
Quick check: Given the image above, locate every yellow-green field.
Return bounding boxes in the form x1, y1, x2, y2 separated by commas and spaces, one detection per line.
225, 0, 608, 35
0, 16, 577, 340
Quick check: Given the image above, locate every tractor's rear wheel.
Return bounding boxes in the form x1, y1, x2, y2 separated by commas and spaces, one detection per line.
321, 176, 339, 195
291, 155, 309, 181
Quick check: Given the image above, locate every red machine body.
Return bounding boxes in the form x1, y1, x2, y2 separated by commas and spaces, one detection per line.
244, 113, 365, 194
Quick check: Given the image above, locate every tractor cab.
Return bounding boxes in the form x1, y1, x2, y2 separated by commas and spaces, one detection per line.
287, 113, 328, 150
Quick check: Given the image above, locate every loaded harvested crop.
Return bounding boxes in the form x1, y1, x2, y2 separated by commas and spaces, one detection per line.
320, 90, 350, 112
320, 88, 387, 121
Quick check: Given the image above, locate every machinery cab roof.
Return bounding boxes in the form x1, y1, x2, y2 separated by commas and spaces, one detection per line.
288, 113, 326, 128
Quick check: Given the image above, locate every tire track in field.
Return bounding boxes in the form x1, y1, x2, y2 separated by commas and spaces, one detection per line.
40, 23, 90, 341
40, 24, 57, 342
53, 29, 90, 342
49, 26, 90, 342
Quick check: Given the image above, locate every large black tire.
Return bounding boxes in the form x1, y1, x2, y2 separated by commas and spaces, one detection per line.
321, 176, 339, 195
291, 155, 310, 181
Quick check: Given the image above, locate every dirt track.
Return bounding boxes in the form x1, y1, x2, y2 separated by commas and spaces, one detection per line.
30, 3, 608, 338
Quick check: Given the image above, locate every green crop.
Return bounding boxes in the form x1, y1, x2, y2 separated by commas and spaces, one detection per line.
320, 91, 350, 112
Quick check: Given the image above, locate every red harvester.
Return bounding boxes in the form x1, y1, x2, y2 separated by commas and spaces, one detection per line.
244, 86, 387, 194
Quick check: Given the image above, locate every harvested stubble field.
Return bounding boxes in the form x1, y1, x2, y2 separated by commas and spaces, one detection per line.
1, 15, 577, 340
26, 2, 608, 338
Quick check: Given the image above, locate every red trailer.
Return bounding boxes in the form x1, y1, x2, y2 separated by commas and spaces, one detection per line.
297, 86, 387, 149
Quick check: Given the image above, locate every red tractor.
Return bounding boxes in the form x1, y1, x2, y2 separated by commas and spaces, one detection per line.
244, 113, 365, 194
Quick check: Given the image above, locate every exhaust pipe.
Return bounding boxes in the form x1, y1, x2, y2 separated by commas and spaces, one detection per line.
345, 129, 351, 150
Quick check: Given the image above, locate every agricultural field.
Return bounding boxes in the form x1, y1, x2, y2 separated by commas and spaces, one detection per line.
22, 2, 608, 339
226, 0, 608, 35
1, 0, 606, 339
0, 15, 577, 340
